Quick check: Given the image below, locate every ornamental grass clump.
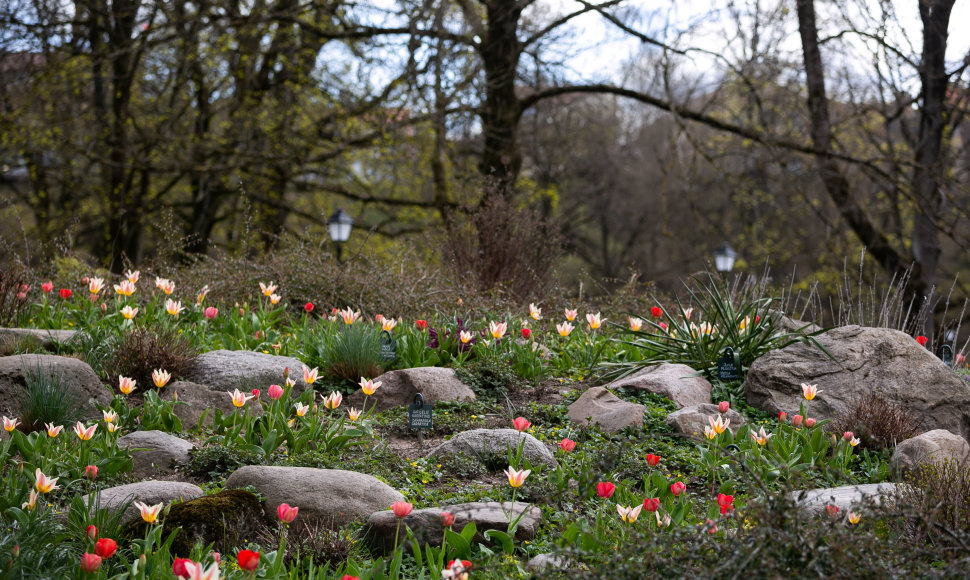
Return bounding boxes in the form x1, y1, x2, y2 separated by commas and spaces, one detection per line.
17, 365, 81, 433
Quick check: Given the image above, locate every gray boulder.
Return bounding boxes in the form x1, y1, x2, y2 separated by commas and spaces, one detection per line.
163, 381, 259, 427
0, 354, 110, 419
365, 501, 541, 555
666, 404, 745, 438
117, 430, 194, 477
790, 483, 899, 517
603, 363, 711, 408
527, 553, 572, 572
0, 327, 81, 349
225, 466, 404, 529
186, 350, 311, 393
346, 367, 475, 412
83, 481, 204, 525
567, 387, 644, 433
745, 325, 970, 439
891, 429, 970, 477
427, 428, 557, 468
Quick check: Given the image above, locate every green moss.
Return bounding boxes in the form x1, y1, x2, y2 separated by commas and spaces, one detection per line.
162, 489, 266, 556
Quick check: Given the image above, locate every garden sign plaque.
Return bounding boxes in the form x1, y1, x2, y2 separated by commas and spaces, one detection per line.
717, 347, 742, 381
938, 344, 953, 368
409, 393, 433, 446
379, 330, 397, 362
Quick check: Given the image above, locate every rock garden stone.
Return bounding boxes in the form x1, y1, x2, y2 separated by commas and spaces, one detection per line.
345, 367, 475, 412
567, 387, 644, 433
891, 429, 970, 477
161, 490, 266, 556
745, 325, 970, 439
163, 380, 258, 427
186, 350, 311, 393
427, 428, 557, 468
666, 403, 745, 437
225, 466, 404, 529
365, 501, 541, 555
0, 354, 111, 419
117, 430, 194, 477
790, 483, 899, 516
83, 481, 204, 525
0, 327, 81, 349
602, 363, 712, 408
527, 553, 571, 572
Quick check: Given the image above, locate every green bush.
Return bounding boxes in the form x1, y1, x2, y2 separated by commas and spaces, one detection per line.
186, 445, 264, 480
455, 355, 518, 400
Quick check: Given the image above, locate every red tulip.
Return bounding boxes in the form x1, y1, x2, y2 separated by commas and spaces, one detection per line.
778, 411, 787, 422
559, 438, 576, 452
342, 577, 361, 580
645, 454, 661, 467
415, 319, 427, 330
916, 335, 928, 346
86, 525, 98, 541
596, 482, 616, 498
251, 388, 261, 399
172, 557, 193, 578
825, 504, 839, 517
642, 497, 660, 512
671, 481, 686, 496
305, 302, 314, 312
80, 553, 101, 573
512, 417, 531, 432
94, 538, 117, 559
521, 328, 531, 339
392, 501, 413, 518
650, 306, 663, 318
59, 288, 72, 299
717, 401, 730, 414
717, 493, 734, 514
41, 281, 53, 293
85, 465, 98, 480
237, 549, 260, 571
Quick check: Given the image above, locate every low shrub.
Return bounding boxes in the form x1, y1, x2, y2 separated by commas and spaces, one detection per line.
895, 459, 970, 553
186, 445, 264, 480
455, 355, 518, 400
105, 326, 198, 390
831, 391, 923, 450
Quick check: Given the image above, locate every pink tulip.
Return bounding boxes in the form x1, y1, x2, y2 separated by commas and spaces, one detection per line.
80, 553, 102, 573
805, 417, 816, 428
671, 481, 686, 496
392, 501, 413, 518
717, 401, 730, 414
268, 384, 284, 400
204, 307, 218, 319
559, 438, 576, 452
512, 417, 531, 432
277, 503, 299, 523
792, 414, 803, 428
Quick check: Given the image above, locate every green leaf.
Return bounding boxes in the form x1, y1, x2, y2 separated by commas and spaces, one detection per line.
483, 529, 514, 555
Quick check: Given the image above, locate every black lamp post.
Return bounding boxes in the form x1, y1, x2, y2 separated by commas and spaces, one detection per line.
327, 208, 354, 263
713, 243, 737, 274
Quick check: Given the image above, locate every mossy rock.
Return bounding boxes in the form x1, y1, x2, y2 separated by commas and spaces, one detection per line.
161, 489, 266, 556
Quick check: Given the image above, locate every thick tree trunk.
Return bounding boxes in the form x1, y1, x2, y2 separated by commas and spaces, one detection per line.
478, 0, 525, 195
794, 0, 924, 299
910, 0, 955, 333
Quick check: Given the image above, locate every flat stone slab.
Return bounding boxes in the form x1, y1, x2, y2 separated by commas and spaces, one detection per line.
365, 501, 541, 555
117, 430, 194, 476
790, 483, 900, 516
83, 481, 204, 525
567, 387, 644, 433
186, 350, 311, 393
345, 367, 475, 412
0, 327, 81, 348
426, 428, 557, 468
603, 363, 712, 408
225, 466, 404, 529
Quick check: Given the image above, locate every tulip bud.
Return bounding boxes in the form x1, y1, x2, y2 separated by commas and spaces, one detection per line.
440, 511, 456, 527
805, 417, 816, 428
792, 414, 803, 428
80, 553, 102, 573
85, 465, 98, 481
843, 431, 854, 441
86, 525, 98, 541
717, 401, 730, 414
778, 411, 787, 422
100, 302, 107, 313
11, 545, 18, 558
